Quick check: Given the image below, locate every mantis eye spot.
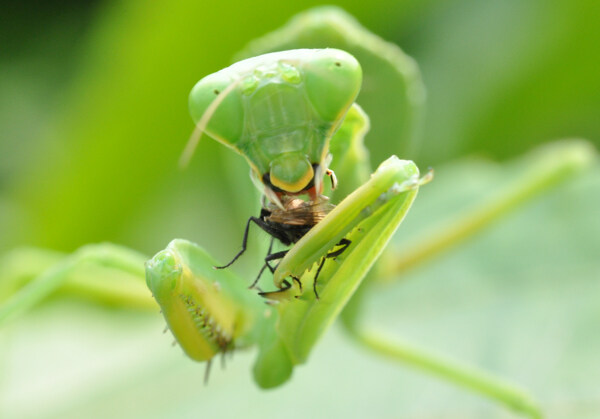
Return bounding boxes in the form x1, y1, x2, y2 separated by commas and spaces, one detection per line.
213, 89, 220, 95
334, 62, 341, 67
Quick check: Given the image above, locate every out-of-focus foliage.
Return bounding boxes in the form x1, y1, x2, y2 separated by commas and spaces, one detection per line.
0, 0, 598, 417
1, 0, 599, 255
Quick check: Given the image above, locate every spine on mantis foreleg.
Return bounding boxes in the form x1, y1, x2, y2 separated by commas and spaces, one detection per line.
145, 239, 265, 362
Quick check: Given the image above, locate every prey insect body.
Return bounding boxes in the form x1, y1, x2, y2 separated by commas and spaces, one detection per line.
216, 196, 350, 298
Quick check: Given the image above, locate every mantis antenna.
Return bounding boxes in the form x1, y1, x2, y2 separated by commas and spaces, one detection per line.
179, 77, 242, 168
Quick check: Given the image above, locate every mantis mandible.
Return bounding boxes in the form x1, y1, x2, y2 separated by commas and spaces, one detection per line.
0, 7, 595, 418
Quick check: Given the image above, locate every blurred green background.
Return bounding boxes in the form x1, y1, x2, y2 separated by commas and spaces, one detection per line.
0, 0, 599, 418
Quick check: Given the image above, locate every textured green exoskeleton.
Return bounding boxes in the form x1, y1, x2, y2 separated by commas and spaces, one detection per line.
186, 49, 362, 203
145, 240, 266, 362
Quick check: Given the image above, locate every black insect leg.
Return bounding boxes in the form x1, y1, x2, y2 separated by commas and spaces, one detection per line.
248, 238, 277, 288
327, 238, 351, 258
251, 264, 268, 290
250, 248, 290, 288
313, 257, 326, 300
264, 249, 289, 266
255, 250, 304, 299
291, 276, 303, 293
258, 278, 293, 299
216, 211, 298, 270
215, 216, 263, 269
265, 250, 303, 293
248, 237, 274, 289
312, 238, 352, 299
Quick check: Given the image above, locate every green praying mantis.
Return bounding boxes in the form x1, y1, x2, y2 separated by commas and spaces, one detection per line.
0, 7, 596, 418
151, 43, 432, 384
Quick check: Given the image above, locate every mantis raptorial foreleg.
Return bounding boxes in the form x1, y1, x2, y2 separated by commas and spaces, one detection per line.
145, 239, 267, 362
380, 140, 597, 280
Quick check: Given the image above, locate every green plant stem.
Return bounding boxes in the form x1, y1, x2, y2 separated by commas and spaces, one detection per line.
380, 140, 596, 280
353, 329, 542, 418
0, 244, 154, 326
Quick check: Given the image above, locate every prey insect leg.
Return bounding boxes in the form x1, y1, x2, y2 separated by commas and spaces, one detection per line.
326, 238, 351, 258
256, 250, 308, 297
251, 264, 269, 289
312, 238, 352, 299
216, 212, 290, 270
249, 237, 274, 289
258, 279, 293, 299
250, 238, 276, 288
215, 216, 263, 269
250, 248, 289, 289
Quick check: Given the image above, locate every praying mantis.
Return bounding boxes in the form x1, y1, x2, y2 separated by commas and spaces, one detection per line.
0, 7, 596, 418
